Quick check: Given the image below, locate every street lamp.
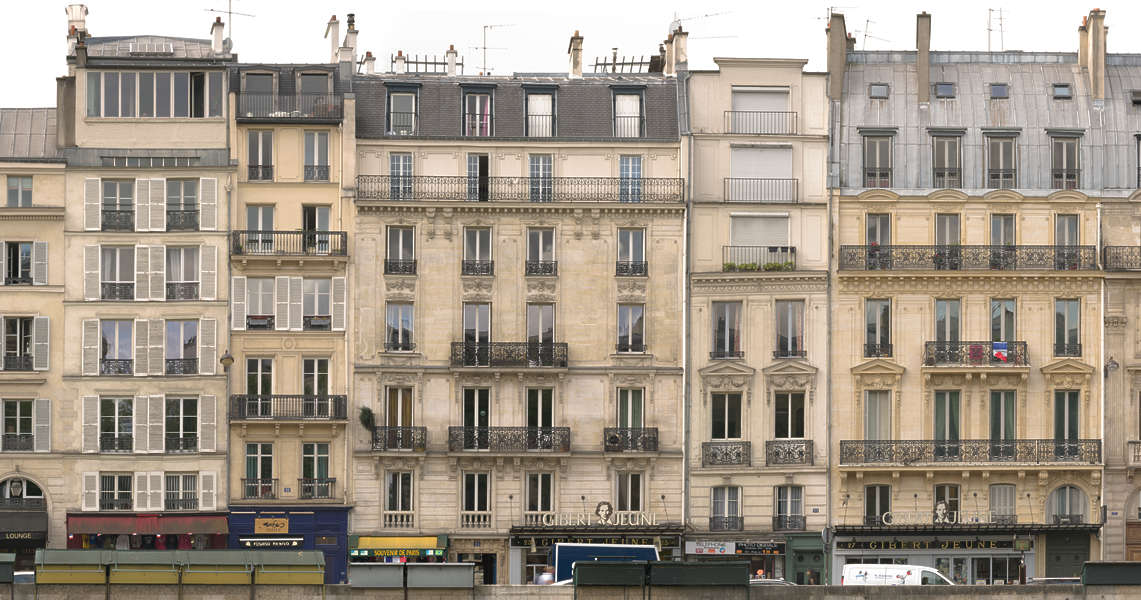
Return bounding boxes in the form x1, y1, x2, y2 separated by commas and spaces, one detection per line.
219, 350, 234, 371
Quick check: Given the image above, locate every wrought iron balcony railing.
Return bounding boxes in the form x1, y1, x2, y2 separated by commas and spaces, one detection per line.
100, 433, 133, 452
237, 93, 343, 121
3, 275, 31, 285
384, 259, 417, 275
384, 340, 416, 352
525, 260, 558, 276
839, 245, 1098, 271
1051, 168, 1080, 190
229, 394, 348, 420
709, 516, 744, 531
304, 165, 331, 182
461, 260, 494, 276
616, 342, 646, 353
2, 355, 33, 371
166, 209, 199, 231
166, 282, 199, 300
864, 168, 892, 188
164, 496, 199, 511
100, 359, 133, 375
372, 426, 428, 451
710, 349, 744, 359
101, 282, 134, 300
766, 439, 813, 465
933, 168, 962, 188
165, 435, 198, 453
447, 426, 571, 452
304, 315, 332, 331
384, 511, 415, 529
603, 427, 659, 452
839, 439, 1101, 465
702, 441, 751, 466
0, 497, 45, 510
241, 478, 277, 500
101, 209, 134, 231
231, 230, 348, 256
923, 341, 1029, 367
464, 113, 493, 137
723, 178, 798, 203
616, 261, 648, 276
246, 315, 275, 330
299, 478, 336, 500
723, 110, 797, 135
1054, 343, 1082, 357
1052, 514, 1090, 525
773, 515, 807, 531
1, 433, 34, 451
988, 169, 1017, 189
1105, 246, 1141, 271
99, 497, 133, 511
165, 358, 198, 375
864, 343, 893, 358
356, 175, 684, 203
450, 342, 568, 368
248, 166, 274, 181
722, 246, 796, 271
773, 348, 807, 360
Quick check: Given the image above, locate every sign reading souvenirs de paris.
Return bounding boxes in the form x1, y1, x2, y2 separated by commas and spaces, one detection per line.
531, 501, 659, 528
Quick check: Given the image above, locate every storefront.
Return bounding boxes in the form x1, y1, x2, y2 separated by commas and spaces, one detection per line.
0, 477, 49, 571
227, 506, 349, 584
686, 540, 788, 580
349, 535, 448, 563
64, 513, 228, 552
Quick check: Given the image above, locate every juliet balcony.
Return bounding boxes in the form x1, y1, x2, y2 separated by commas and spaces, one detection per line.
922, 341, 1030, 367
839, 245, 1098, 271
230, 231, 348, 257
228, 394, 348, 421
722, 245, 796, 272
603, 427, 659, 452
723, 110, 797, 135
356, 175, 684, 203
236, 93, 343, 123
839, 439, 1101, 466
447, 426, 571, 453
1104, 247, 1141, 271
702, 441, 751, 467
371, 426, 428, 452
450, 342, 568, 368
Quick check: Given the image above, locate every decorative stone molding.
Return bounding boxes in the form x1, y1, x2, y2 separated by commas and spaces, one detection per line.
461, 277, 494, 302
616, 278, 647, 302
1106, 315, 1128, 329
762, 360, 818, 405
699, 360, 756, 405
692, 272, 827, 296
527, 279, 558, 302
838, 274, 1100, 295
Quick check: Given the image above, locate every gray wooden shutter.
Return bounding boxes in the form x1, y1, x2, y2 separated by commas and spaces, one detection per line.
33, 398, 51, 452
0, 242, 4, 287
289, 276, 303, 331
201, 245, 217, 300
149, 318, 164, 376
199, 471, 217, 510
135, 179, 150, 232
149, 178, 165, 231
134, 319, 149, 376
149, 395, 164, 454
332, 276, 347, 331
200, 177, 218, 231
84, 245, 100, 300
32, 316, 49, 371
32, 241, 48, 285
275, 276, 289, 330
82, 472, 99, 510
199, 395, 216, 453
84, 178, 100, 231
81, 320, 99, 376
135, 245, 150, 301
81, 396, 98, 452
134, 472, 150, 510
199, 319, 217, 375
150, 245, 165, 300
149, 472, 164, 510
231, 276, 246, 330
133, 396, 149, 453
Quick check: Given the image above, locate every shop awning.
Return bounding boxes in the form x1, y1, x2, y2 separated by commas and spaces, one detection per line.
0, 511, 48, 534
67, 514, 228, 535
350, 535, 447, 558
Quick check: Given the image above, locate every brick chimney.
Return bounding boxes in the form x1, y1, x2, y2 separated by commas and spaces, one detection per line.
211, 17, 225, 55
364, 51, 376, 75
826, 13, 849, 100
324, 15, 340, 64
446, 45, 458, 76
568, 30, 583, 79
916, 12, 931, 103
1085, 9, 1107, 101
394, 51, 407, 75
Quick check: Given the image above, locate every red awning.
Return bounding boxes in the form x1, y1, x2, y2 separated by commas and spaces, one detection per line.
67, 514, 228, 535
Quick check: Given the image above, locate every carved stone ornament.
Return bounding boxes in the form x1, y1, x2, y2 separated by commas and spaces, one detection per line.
386, 277, 416, 293
527, 279, 558, 302
762, 359, 819, 405
1106, 315, 1128, 329
462, 277, 494, 301
617, 279, 647, 302
838, 274, 1100, 296
699, 360, 757, 404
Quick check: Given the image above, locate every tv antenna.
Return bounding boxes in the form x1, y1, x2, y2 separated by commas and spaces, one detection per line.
987, 8, 1006, 51
204, 0, 255, 42
475, 24, 513, 74
855, 19, 890, 49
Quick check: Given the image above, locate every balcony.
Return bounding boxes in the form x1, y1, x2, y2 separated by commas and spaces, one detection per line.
101, 209, 133, 231
724, 110, 797, 135
450, 342, 568, 368
702, 441, 751, 467
384, 341, 416, 352
603, 427, 659, 452
100, 359, 133, 376
838, 245, 1098, 271
248, 166, 274, 181
933, 168, 962, 188
1, 433, 34, 451
923, 341, 1030, 367
1051, 168, 1080, 190
616, 342, 647, 354
231, 231, 348, 257
298, 478, 337, 500
460, 511, 492, 529
241, 478, 278, 500
2, 355, 33, 371
988, 169, 1017, 189
101, 282, 134, 300
525, 261, 558, 276
709, 516, 744, 532
864, 343, 893, 358
164, 496, 199, 511
710, 349, 744, 360
722, 246, 796, 272
99, 497, 133, 511
166, 282, 199, 300
447, 426, 571, 452
246, 315, 275, 330
1105, 247, 1141, 271
304, 165, 330, 182
461, 260, 494, 276
384, 512, 415, 529
526, 114, 555, 137
864, 168, 892, 188
464, 113, 493, 137
616, 261, 648, 277
1054, 343, 1082, 358
356, 175, 684, 203
100, 433, 133, 453
766, 439, 814, 465
613, 115, 643, 138
384, 259, 417, 275
372, 427, 427, 452
165, 358, 198, 375
165, 435, 198, 453
388, 112, 417, 136
839, 439, 1102, 465
228, 394, 348, 420
166, 210, 199, 231
236, 93, 343, 122
773, 515, 807, 531
773, 349, 807, 359
723, 178, 798, 203
0, 497, 45, 510
3, 275, 31, 286
1130, 441, 1141, 466
304, 315, 332, 331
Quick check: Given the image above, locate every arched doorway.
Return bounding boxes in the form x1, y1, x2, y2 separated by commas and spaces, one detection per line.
0, 476, 49, 571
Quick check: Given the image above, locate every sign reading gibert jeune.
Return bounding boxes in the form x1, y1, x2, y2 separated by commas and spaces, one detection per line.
532, 502, 659, 527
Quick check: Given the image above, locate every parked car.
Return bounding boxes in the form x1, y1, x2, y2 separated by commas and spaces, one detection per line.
841, 564, 953, 585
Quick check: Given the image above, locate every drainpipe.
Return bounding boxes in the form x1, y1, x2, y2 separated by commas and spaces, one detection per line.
824, 93, 839, 585
678, 66, 693, 538
1097, 201, 1105, 548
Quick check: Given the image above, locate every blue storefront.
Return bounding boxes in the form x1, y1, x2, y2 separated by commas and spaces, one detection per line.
228, 506, 350, 583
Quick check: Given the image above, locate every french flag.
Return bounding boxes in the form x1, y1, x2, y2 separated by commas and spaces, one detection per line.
993, 342, 1008, 362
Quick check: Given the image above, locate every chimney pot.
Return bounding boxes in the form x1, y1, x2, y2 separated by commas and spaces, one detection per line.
347, 13, 355, 30
568, 30, 584, 79
394, 51, 407, 74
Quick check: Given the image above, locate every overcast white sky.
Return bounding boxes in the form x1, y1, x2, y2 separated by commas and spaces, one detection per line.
3, 0, 1141, 107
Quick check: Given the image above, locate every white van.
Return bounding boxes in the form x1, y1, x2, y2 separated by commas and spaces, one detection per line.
841, 564, 953, 585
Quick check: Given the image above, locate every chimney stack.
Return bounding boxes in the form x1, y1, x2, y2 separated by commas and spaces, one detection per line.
66, 4, 88, 34
1084, 9, 1107, 101
1078, 17, 1089, 68
394, 51, 407, 75
446, 45, 458, 76
364, 51, 376, 75
343, 13, 358, 65
916, 12, 932, 103
211, 17, 225, 54
568, 30, 583, 79
826, 13, 849, 100
671, 26, 688, 71
325, 15, 340, 64
663, 34, 675, 76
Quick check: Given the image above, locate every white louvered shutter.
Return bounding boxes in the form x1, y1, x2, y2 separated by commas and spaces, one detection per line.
133, 396, 149, 453
82, 396, 98, 452
289, 276, 303, 331
32, 241, 48, 285
135, 179, 150, 232
84, 245, 100, 300
82, 473, 99, 510
149, 472, 164, 510
149, 395, 164, 453
33, 398, 51, 452
32, 316, 49, 371
149, 318, 164, 376
199, 319, 217, 375
332, 276, 347, 331
0, 242, 4, 287
200, 471, 217, 510
149, 178, 165, 231
199, 395, 216, 452
201, 245, 217, 300
134, 319, 149, 376
84, 178, 100, 231
150, 245, 165, 300
231, 276, 247, 330
275, 276, 289, 330
200, 177, 218, 231
81, 320, 99, 375
134, 472, 150, 510
135, 246, 150, 301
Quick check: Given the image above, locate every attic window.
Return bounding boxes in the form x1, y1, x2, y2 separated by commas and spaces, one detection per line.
128, 42, 174, 56
934, 83, 955, 98
1132, 90, 1141, 105
1053, 84, 1073, 99
990, 83, 1009, 99
869, 84, 890, 99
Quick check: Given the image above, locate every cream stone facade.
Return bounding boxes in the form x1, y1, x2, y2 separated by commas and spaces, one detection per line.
683, 58, 830, 583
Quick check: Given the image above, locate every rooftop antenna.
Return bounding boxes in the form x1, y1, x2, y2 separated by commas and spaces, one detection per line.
204, 0, 254, 43
987, 8, 1006, 52
856, 19, 890, 49
476, 24, 513, 74
669, 9, 731, 33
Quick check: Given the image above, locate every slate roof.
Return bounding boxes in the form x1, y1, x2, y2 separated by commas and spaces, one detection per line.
0, 108, 59, 160
82, 35, 220, 59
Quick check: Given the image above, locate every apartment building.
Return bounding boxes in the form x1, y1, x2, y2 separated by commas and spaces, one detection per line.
57, 7, 233, 551
682, 58, 830, 583
348, 33, 686, 584
223, 16, 357, 584
0, 108, 65, 570
826, 11, 1105, 583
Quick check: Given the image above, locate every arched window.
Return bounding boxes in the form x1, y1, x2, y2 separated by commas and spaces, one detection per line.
1047, 485, 1088, 524
0, 477, 43, 499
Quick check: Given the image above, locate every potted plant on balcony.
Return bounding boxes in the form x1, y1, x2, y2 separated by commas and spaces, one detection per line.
723, 262, 738, 272
359, 406, 377, 433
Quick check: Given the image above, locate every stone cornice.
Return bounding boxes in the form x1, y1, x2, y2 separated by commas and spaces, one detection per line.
692, 271, 827, 295
0, 207, 65, 221
354, 201, 686, 217
837, 273, 1101, 294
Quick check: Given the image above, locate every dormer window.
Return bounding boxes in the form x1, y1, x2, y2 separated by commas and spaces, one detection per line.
868, 84, 889, 99
1053, 84, 1073, 99
990, 83, 1009, 99
299, 74, 330, 95
388, 92, 417, 135
934, 82, 955, 98
245, 74, 273, 95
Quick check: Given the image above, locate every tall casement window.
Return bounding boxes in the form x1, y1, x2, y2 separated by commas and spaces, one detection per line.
525, 92, 554, 137
775, 300, 805, 358
386, 471, 413, 514
303, 279, 331, 329
986, 136, 1017, 189
389, 152, 413, 200
526, 388, 554, 439
302, 358, 330, 416
245, 206, 275, 254
614, 93, 642, 138
934, 484, 960, 520
464, 92, 492, 137
461, 303, 491, 366
529, 154, 553, 202
526, 472, 553, 515
462, 388, 490, 450
462, 227, 493, 275
165, 397, 197, 453
164, 320, 198, 375
932, 136, 961, 188
616, 472, 642, 511
244, 278, 274, 328
990, 299, 1015, 342
99, 320, 132, 375
775, 486, 804, 530
2, 399, 32, 445
526, 304, 555, 363
165, 179, 198, 230
99, 474, 133, 510
7, 176, 32, 207
711, 486, 741, 530
617, 304, 645, 353
245, 358, 272, 416
300, 442, 331, 498
387, 91, 417, 134
3, 317, 33, 367
526, 228, 556, 276
990, 484, 1016, 523
864, 390, 890, 440
462, 471, 490, 513
990, 214, 1016, 269
386, 226, 415, 274
863, 136, 892, 187
774, 392, 805, 439
303, 131, 330, 181
244, 442, 273, 499
1055, 214, 1081, 269
99, 397, 133, 452
617, 228, 647, 276
1048, 485, 1088, 524
864, 299, 891, 357
164, 473, 198, 510
617, 388, 643, 428
100, 246, 134, 300
467, 153, 490, 201
934, 214, 961, 270
933, 391, 960, 458
710, 392, 742, 440
934, 299, 960, 343
385, 303, 414, 351
711, 301, 742, 359
247, 131, 273, 181
865, 485, 891, 525
1051, 137, 1080, 189
4, 242, 31, 285
1054, 299, 1080, 357
865, 213, 891, 270
990, 390, 1016, 459
1054, 390, 1080, 458
619, 155, 643, 203
101, 180, 134, 231
386, 387, 413, 428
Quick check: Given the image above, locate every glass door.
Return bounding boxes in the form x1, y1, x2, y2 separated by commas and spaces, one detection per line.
990, 390, 1016, 460
303, 206, 331, 253
934, 214, 961, 270
527, 389, 554, 450
463, 388, 490, 450
463, 303, 491, 366
933, 391, 960, 459
1054, 390, 1079, 459
990, 214, 1016, 269
1055, 214, 1079, 269
526, 304, 555, 366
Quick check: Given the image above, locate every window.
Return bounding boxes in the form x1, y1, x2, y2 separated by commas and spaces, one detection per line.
986, 137, 1017, 188
100, 473, 133, 510
165, 473, 198, 510
729, 87, 791, 134
863, 136, 892, 187
462, 388, 491, 450
1051, 137, 1079, 189
2, 399, 32, 444
247, 131, 273, 180
865, 485, 890, 525
165, 397, 197, 452
864, 390, 890, 440
866, 213, 891, 246
463, 472, 490, 512
935, 214, 960, 246
304, 279, 331, 330
463, 227, 493, 275
526, 93, 554, 137
302, 358, 330, 415
4, 242, 31, 285
990, 390, 1016, 449
245, 358, 273, 415
386, 471, 413, 512
1054, 390, 1079, 444
617, 228, 646, 276
101, 180, 134, 232
389, 152, 413, 200
246, 278, 274, 328
164, 320, 198, 374
526, 228, 555, 276
711, 301, 742, 359
386, 387, 413, 428
385, 303, 414, 351
1054, 299, 1080, 356
87, 70, 221, 118
933, 484, 960, 522
712, 486, 741, 526
462, 304, 491, 366
989, 83, 1009, 99
243, 72, 274, 96
617, 304, 645, 352
617, 388, 643, 428
934, 82, 955, 98
304, 131, 330, 181
301, 442, 331, 498
386, 226, 415, 274
3, 317, 32, 369
464, 93, 492, 137
246, 205, 275, 255
526, 304, 555, 351
529, 154, 553, 202
990, 299, 1015, 342
0, 477, 42, 500
932, 136, 961, 187
775, 300, 805, 358
1053, 84, 1072, 99
728, 146, 795, 202
1048, 485, 1088, 523
299, 73, 328, 95
865, 299, 891, 357
935, 299, 960, 343
6, 176, 31, 207
619, 155, 642, 203
165, 247, 199, 300
868, 83, 890, 99
99, 320, 132, 375
617, 472, 642, 511
100, 246, 134, 300
775, 392, 805, 439
165, 179, 198, 230
99, 397, 133, 451
527, 472, 553, 513
388, 92, 417, 134
775, 485, 804, 529
244, 442, 274, 498
990, 484, 1016, 523
711, 392, 742, 440
614, 93, 642, 137
934, 391, 960, 457
466, 153, 489, 201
